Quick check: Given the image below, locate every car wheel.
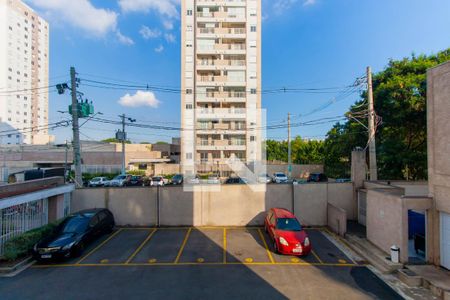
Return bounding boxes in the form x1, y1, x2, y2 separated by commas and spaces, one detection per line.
72, 242, 85, 258
273, 240, 279, 254
106, 223, 114, 234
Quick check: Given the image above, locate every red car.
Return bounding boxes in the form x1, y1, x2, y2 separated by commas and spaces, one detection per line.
264, 208, 312, 256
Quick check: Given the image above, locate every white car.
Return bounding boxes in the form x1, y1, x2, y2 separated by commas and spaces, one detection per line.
207, 176, 220, 184
272, 172, 288, 183
109, 175, 129, 187
88, 177, 108, 187
150, 176, 165, 186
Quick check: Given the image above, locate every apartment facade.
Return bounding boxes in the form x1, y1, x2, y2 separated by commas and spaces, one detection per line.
181, 0, 262, 176
0, 0, 51, 145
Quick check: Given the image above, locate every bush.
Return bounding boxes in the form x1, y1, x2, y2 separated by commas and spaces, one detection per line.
127, 170, 146, 176
2, 221, 60, 261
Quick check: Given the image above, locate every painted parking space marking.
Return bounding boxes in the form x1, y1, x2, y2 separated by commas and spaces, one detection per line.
178, 228, 223, 263
76, 228, 124, 264
33, 227, 363, 269
79, 229, 150, 264
132, 228, 188, 264
125, 228, 157, 264
226, 228, 272, 263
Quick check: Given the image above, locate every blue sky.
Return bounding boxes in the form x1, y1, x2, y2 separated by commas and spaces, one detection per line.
24, 0, 450, 144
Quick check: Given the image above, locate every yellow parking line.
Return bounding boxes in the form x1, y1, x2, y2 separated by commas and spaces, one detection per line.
76, 228, 123, 264
223, 228, 227, 264
125, 228, 157, 264
174, 228, 191, 263
257, 228, 275, 264
311, 250, 324, 264
33, 262, 364, 268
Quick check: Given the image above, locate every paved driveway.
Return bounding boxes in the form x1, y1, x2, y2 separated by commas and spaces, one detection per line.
0, 227, 401, 299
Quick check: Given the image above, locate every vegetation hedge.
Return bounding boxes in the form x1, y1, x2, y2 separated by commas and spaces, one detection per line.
2, 221, 60, 261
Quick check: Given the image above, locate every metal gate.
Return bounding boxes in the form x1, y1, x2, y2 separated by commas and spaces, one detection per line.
0, 198, 48, 257
358, 189, 367, 226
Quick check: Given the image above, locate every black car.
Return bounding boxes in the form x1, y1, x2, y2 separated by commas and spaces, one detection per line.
33, 208, 115, 260
225, 177, 247, 184
307, 173, 328, 182
124, 175, 143, 187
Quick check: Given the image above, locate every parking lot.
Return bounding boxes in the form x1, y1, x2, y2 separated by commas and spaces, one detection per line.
0, 227, 401, 299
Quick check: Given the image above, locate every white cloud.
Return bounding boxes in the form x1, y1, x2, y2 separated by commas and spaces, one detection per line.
139, 26, 161, 39
118, 90, 161, 108
273, 0, 317, 14
164, 33, 176, 43
303, 0, 316, 6
154, 45, 164, 53
116, 30, 134, 45
118, 0, 180, 18
27, 0, 117, 36
162, 20, 174, 30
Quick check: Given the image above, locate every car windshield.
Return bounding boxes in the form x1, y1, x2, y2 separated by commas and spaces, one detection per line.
60, 216, 89, 234
152, 177, 161, 181
91, 178, 100, 182
276, 174, 286, 177
276, 218, 302, 231
173, 175, 182, 180
114, 175, 126, 180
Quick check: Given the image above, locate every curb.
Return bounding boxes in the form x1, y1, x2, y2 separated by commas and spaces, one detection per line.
0, 256, 35, 277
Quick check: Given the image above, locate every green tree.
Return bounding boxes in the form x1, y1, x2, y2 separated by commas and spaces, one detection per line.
324, 48, 450, 179
101, 138, 131, 144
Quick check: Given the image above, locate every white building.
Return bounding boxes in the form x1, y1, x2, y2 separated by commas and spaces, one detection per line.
181, 0, 262, 176
0, 0, 52, 145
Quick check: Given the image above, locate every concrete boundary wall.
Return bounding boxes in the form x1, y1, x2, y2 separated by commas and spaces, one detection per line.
327, 203, 347, 236
71, 182, 354, 227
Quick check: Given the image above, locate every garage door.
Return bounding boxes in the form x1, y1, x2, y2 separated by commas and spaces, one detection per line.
441, 213, 450, 270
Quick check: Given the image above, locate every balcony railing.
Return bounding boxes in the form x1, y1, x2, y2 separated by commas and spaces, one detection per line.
198, 28, 246, 35
197, 140, 246, 147
197, 60, 246, 67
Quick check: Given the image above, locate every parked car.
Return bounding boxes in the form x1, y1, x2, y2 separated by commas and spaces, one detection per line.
150, 176, 165, 186
225, 176, 247, 184
264, 208, 311, 256
103, 179, 111, 187
171, 174, 183, 185
33, 208, 115, 260
88, 177, 108, 187
207, 176, 220, 184
307, 173, 328, 183
124, 175, 143, 187
109, 175, 130, 187
186, 175, 200, 184
272, 172, 288, 183
258, 173, 272, 184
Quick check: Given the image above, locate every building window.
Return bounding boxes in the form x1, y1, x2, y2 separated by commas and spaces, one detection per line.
250, 88, 257, 94
250, 136, 256, 142
186, 153, 193, 159
186, 104, 193, 109
250, 26, 257, 32
187, 10, 193, 16
186, 89, 193, 94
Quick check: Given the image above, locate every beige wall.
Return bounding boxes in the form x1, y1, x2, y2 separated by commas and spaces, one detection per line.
427, 60, 450, 267
71, 182, 353, 227
366, 189, 407, 262
328, 203, 347, 236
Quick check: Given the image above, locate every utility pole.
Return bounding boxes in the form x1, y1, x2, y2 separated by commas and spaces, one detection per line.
367, 66, 378, 180
64, 140, 68, 183
70, 67, 83, 187
118, 114, 136, 175
287, 112, 292, 178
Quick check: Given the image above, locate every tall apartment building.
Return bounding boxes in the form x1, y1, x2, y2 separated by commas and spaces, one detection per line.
181, 0, 262, 176
0, 0, 51, 145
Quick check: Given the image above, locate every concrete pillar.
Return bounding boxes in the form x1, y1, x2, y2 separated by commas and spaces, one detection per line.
351, 148, 367, 220
48, 194, 66, 222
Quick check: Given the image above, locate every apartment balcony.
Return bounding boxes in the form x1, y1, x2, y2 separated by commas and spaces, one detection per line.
196, 123, 246, 134
196, 140, 246, 151
197, 44, 246, 55
196, 108, 247, 119
196, 91, 246, 103
196, 59, 246, 71
196, 0, 246, 7
197, 76, 246, 87
197, 27, 246, 38
196, 11, 246, 22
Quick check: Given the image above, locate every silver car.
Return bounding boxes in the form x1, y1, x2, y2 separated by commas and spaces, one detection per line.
109, 175, 128, 187
272, 172, 288, 183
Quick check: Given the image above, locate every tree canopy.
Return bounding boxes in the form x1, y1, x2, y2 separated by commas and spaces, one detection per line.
101, 138, 131, 144
323, 48, 450, 179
